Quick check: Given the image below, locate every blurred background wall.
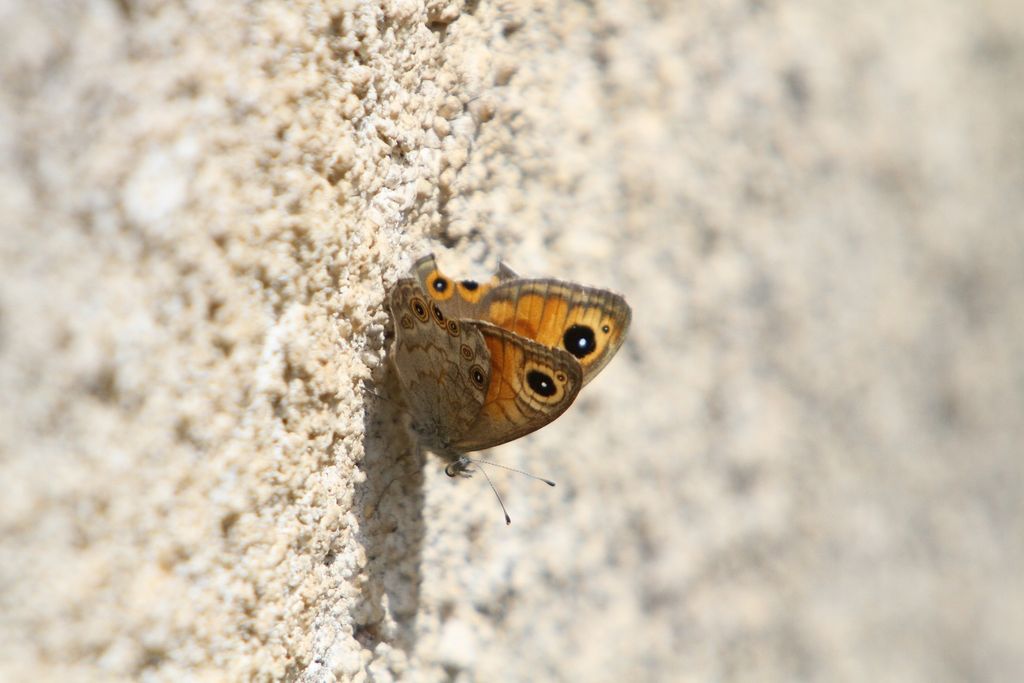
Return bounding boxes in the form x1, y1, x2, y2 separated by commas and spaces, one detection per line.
1, 1, 1022, 680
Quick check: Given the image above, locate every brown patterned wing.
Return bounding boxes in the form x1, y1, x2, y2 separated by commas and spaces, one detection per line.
479, 280, 631, 386
413, 253, 518, 319
387, 279, 491, 453
450, 321, 583, 453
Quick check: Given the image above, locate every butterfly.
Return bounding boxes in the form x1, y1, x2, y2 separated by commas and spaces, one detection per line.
387, 255, 631, 475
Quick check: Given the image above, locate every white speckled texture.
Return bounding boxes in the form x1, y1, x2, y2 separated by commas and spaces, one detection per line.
1, 1, 1022, 681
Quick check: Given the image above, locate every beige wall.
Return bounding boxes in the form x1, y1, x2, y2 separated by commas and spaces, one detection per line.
2, 1, 1022, 680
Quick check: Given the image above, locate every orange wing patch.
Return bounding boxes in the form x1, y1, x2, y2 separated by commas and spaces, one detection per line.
450, 323, 581, 452
485, 284, 630, 381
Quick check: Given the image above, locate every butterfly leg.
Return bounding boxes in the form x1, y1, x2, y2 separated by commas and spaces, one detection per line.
444, 455, 475, 478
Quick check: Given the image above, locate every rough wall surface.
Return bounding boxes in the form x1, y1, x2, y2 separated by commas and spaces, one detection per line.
1, 0, 1022, 681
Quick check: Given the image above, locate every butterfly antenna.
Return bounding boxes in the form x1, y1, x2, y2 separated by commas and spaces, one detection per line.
475, 462, 512, 525
470, 457, 557, 487
445, 456, 556, 525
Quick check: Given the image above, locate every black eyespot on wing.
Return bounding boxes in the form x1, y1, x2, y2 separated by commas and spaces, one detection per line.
460, 279, 479, 291
447, 319, 460, 336
470, 365, 487, 389
432, 303, 445, 324
432, 276, 449, 293
410, 297, 429, 321
563, 324, 597, 359
527, 370, 557, 397
602, 324, 611, 333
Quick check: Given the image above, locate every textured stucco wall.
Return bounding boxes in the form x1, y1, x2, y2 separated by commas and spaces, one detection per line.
2, 1, 1022, 681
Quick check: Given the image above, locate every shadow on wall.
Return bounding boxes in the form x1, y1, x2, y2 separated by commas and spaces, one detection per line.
351, 364, 425, 655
